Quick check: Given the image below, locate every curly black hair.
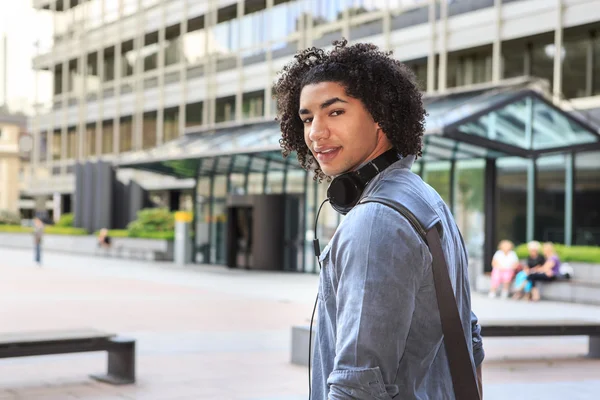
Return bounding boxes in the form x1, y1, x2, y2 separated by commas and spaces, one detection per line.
273, 39, 426, 182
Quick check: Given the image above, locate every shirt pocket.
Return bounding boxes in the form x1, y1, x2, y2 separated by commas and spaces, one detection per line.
318, 244, 333, 302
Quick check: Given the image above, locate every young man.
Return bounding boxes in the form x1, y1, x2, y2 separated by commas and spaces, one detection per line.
274, 40, 484, 399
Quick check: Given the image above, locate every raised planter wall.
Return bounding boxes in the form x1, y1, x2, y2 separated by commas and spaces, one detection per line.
0, 232, 174, 261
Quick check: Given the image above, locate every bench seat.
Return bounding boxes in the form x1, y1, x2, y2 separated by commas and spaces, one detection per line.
290, 319, 600, 366
0, 329, 135, 385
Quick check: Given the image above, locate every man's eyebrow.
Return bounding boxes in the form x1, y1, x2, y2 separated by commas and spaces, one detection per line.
298, 97, 348, 115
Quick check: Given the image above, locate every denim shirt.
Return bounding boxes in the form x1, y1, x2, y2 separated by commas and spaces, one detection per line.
312, 156, 484, 399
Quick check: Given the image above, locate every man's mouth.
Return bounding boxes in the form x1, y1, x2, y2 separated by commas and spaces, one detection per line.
315, 147, 341, 163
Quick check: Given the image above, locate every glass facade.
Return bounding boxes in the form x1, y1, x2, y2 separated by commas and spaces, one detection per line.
574, 151, 600, 245
536, 155, 567, 243
495, 157, 528, 247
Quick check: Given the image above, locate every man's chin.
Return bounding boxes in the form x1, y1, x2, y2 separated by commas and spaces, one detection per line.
320, 166, 342, 178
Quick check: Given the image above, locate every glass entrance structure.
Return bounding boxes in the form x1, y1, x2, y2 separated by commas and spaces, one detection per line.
117, 79, 600, 273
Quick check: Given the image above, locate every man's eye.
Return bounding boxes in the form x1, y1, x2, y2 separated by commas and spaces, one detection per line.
330, 110, 344, 116
302, 117, 313, 123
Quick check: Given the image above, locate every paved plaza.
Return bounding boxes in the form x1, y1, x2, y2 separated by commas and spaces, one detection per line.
0, 247, 599, 399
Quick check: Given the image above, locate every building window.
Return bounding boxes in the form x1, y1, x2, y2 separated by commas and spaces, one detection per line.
84, 123, 95, 158
67, 126, 77, 159
123, 0, 137, 17
529, 33, 555, 91
562, 28, 592, 99
121, 40, 135, 77
120, 116, 133, 153
102, 120, 113, 154
311, 0, 348, 25
87, 0, 103, 30
183, 16, 206, 65
68, 59, 80, 94
165, 25, 181, 66
215, 96, 236, 123
39, 131, 48, 162
142, 111, 157, 149
54, 64, 63, 96
52, 129, 61, 160
502, 39, 526, 79
86, 52, 100, 95
447, 46, 493, 89
104, 46, 116, 82
164, 107, 179, 142
212, 5, 239, 55
239, 5, 266, 53
406, 58, 428, 91
105, 0, 119, 24
242, 91, 265, 119
269, 0, 302, 43
143, 31, 159, 72
185, 101, 203, 127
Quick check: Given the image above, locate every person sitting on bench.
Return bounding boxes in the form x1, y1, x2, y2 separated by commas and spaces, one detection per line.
97, 228, 112, 249
527, 242, 560, 302
512, 240, 545, 300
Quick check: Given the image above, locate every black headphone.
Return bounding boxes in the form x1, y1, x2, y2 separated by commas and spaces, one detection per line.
327, 148, 402, 215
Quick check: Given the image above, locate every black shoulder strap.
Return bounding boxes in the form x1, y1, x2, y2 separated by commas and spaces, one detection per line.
360, 198, 481, 400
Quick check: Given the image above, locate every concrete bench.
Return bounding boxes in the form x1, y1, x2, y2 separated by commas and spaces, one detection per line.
95, 243, 170, 261
480, 319, 600, 358
0, 329, 136, 385
291, 319, 600, 366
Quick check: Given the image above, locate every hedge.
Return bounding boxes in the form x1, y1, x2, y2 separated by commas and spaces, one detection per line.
0, 225, 88, 236
515, 243, 600, 264
98, 229, 174, 240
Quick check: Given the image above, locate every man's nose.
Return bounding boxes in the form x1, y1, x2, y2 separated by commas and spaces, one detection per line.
308, 118, 330, 143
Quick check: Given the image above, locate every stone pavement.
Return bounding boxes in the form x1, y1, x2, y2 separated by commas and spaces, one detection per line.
0, 247, 599, 399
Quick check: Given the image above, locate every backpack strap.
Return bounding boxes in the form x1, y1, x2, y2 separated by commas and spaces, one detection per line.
359, 198, 481, 400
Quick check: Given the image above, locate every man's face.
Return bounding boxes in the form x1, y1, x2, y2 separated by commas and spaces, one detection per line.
299, 81, 390, 177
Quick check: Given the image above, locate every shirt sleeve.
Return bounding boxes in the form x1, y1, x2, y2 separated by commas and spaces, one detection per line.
510, 251, 519, 265
326, 203, 430, 399
470, 310, 485, 367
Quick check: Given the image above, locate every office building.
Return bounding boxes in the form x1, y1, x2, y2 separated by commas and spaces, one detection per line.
30, 0, 600, 272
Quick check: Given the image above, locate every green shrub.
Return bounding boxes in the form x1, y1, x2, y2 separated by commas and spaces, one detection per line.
0, 210, 21, 225
0, 225, 31, 233
131, 231, 175, 240
126, 208, 175, 238
104, 229, 129, 238
515, 243, 600, 264
44, 226, 88, 236
55, 213, 74, 227
96, 229, 174, 240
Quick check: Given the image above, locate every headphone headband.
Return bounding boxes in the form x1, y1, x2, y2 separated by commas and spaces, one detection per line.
327, 148, 401, 215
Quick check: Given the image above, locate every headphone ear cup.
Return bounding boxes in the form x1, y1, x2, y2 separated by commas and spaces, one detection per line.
327, 174, 362, 215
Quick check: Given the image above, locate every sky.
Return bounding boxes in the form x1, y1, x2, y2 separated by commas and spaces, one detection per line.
0, 0, 52, 116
